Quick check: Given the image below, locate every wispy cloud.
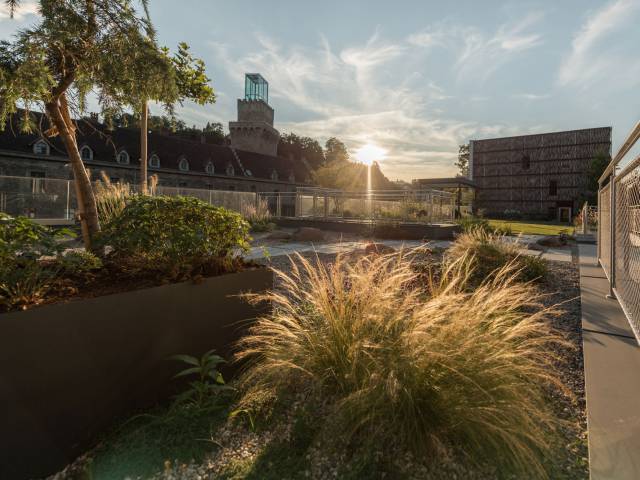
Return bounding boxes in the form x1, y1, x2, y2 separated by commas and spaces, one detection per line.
512, 93, 551, 100
206, 29, 530, 180
558, 0, 640, 89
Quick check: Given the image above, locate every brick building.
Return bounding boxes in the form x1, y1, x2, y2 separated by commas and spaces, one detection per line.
470, 127, 611, 220
0, 74, 310, 195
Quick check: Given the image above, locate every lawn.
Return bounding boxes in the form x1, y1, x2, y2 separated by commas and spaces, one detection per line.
487, 219, 574, 236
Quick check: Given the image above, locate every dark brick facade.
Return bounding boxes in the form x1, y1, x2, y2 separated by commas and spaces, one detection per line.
470, 127, 611, 219
0, 113, 311, 194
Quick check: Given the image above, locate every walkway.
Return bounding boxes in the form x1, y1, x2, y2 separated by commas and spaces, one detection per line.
578, 243, 640, 479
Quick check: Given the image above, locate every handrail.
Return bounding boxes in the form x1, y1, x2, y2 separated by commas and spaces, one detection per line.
599, 120, 640, 184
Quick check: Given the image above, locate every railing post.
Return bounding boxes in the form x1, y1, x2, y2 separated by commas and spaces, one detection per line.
276, 192, 282, 217
65, 180, 70, 220
607, 171, 616, 299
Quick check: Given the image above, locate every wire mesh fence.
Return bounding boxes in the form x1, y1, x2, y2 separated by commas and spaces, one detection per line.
598, 121, 640, 343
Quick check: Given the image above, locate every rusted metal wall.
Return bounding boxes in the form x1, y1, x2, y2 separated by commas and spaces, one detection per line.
472, 127, 611, 218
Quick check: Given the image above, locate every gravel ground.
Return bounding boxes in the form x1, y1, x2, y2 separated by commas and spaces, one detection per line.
51, 251, 588, 480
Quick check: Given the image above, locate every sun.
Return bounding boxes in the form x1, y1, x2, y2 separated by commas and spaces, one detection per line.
354, 143, 387, 166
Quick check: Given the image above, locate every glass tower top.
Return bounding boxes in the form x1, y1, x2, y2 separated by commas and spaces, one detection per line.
244, 73, 269, 104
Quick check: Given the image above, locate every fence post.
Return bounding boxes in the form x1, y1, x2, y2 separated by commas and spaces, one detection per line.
276, 193, 282, 217
65, 180, 70, 220
607, 171, 616, 299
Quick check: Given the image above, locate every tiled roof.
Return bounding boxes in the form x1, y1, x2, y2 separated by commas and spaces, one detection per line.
0, 113, 311, 183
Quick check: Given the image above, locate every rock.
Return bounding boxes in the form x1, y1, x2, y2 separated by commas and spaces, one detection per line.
365, 242, 396, 255
537, 235, 564, 247
526, 242, 545, 251
292, 227, 325, 242
266, 231, 292, 241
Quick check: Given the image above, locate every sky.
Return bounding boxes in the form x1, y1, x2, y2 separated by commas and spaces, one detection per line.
2, 0, 640, 181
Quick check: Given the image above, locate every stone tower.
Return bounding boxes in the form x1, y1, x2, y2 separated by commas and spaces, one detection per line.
229, 74, 279, 156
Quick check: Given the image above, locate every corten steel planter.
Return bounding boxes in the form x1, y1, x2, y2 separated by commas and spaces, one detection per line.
0, 267, 272, 480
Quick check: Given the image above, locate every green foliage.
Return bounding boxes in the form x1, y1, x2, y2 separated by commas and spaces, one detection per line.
278, 132, 325, 169
167, 42, 216, 106
0, 213, 73, 310
171, 349, 229, 409
324, 137, 350, 163
57, 250, 103, 274
236, 252, 568, 477
455, 143, 469, 177
98, 195, 250, 272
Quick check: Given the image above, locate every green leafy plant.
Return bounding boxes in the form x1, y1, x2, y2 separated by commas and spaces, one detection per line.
171, 349, 229, 409
57, 250, 103, 274
97, 195, 251, 275
235, 252, 569, 477
0, 261, 56, 310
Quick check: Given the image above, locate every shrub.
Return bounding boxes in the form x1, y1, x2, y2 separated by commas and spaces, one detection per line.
98, 195, 250, 274
0, 214, 73, 310
56, 250, 103, 274
235, 252, 568, 477
448, 227, 546, 283
457, 216, 492, 233
503, 208, 523, 220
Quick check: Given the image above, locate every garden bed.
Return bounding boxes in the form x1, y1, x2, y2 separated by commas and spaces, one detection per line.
52, 252, 588, 480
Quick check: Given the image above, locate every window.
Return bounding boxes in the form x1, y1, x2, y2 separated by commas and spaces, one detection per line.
270, 169, 278, 181
228, 185, 236, 191
30, 171, 45, 193
80, 145, 93, 161
178, 181, 188, 188
149, 154, 160, 168
206, 183, 213, 190
226, 163, 235, 176
33, 140, 49, 155
179, 157, 189, 171
205, 161, 214, 175
289, 172, 295, 183
117, 150, 129, 165
549, 180, 558, 196
522, 154, 530, 170
250, 185, 256, 192
245, 169, 252, 176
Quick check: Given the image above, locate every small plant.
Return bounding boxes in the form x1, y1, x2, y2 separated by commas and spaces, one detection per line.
503, 208, 523, 220
236, 252, 569, 477
94, 172, 133, 226
456, 216, 492, 233
447, 227, 546, 283
242, 197, 273, 232
170, 349, 229, 409
0, 262, 56, 310
57, 250, 103, 274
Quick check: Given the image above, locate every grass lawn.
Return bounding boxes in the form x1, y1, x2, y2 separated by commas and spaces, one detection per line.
487, 219, 574, 236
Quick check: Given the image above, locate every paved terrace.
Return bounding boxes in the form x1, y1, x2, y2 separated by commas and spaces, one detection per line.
578, 243, 640, 479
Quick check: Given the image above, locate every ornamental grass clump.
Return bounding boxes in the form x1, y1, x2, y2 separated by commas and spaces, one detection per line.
448, 226, 546, 283
235, 251, 570, 477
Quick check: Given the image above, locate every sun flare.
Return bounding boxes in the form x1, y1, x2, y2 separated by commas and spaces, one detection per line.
355, 143, 387, 166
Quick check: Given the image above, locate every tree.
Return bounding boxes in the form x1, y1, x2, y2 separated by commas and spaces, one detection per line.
577, 150, 610, 206
0, 1, 212, 250
455, 144, 470, 177
139, 42, 216, 192
278, 132, 325, 169
325, 137, 350, 163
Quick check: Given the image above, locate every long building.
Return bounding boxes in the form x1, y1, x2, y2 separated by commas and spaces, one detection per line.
0, 74, 311, 195
470, 127, 611, 220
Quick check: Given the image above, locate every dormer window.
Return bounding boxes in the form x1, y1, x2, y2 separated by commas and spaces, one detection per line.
33, 139, 50, 155
178, 157, 189, 171
226, 163, 235, 176
205, 161, 214, 175
270, 169, 279, 181
149, 154, 160, 168
80, 145, 93, 161
245, 170, 252, 177
117, 150, 130, 165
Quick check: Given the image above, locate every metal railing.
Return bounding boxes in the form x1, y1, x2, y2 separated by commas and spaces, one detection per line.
259, 187, 456, 224
0, 175, 457, 226
598, 120, 640, 343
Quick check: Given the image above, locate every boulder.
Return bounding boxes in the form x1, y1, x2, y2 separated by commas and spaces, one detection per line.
365, 242, 396, 255
266, 231, 292, 241
292, 227, 326, 242
537, 235, 565, 247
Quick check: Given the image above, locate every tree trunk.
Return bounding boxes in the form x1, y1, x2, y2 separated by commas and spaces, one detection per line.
45, 98, 100, 251
140, 99, 148, 194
